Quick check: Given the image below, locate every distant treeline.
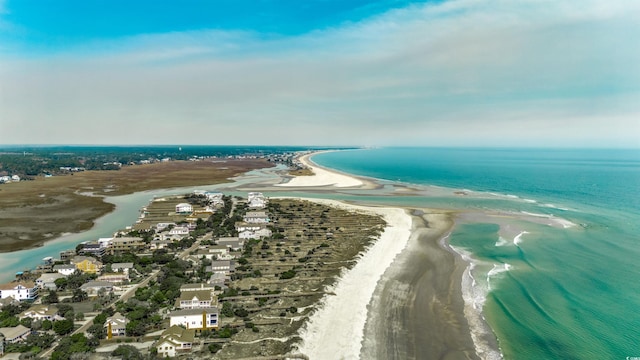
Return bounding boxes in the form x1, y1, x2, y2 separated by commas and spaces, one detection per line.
0, 145, 349, 177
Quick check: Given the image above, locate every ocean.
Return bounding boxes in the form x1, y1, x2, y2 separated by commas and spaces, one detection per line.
312, 148, 640, 360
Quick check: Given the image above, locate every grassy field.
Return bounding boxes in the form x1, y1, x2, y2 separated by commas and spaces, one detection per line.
0, 159, 272, 252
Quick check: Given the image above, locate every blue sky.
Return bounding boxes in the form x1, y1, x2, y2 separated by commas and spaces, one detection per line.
1, 0, 639, 147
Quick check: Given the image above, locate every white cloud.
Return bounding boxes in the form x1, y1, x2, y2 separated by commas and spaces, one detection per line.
1, 0, 639, 146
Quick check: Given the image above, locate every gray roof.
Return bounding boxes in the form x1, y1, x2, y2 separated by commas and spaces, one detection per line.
0, 325, 30, 340
80, 281, 113, 289
112, 262, 134, 269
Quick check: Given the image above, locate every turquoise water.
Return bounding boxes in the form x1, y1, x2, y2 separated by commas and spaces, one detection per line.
313, 148, 640, 359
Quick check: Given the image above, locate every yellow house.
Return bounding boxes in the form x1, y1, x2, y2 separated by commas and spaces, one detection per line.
70, 256, 103, 274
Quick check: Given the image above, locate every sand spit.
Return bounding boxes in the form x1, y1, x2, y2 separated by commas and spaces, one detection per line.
293, 199, 413, 359
276, 152, 372, 188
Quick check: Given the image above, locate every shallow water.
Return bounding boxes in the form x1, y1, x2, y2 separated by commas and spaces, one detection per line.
313, 148, 640, 359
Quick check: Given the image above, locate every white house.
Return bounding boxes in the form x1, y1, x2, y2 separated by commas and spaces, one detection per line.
236, 223, 272, 240
169, 226, 190, 237
111, 262, 134, 274
97, 273, 129, 284
0, 282, 38, 301
19, 304, 62, 321
10, 175, 20, 182
247, 192, 267, 209
243, 211, 270, 223
169, 308, 219, 330
104, 312, 127, 338
35, 273, 65, 290
53, 264, 77, 276
180, 283, 216, 292
196, 245, 232, 260
205, 192, 225, 206
175, 203, 193, 214
155, 326, 195, 358
175, 290, 216, 310
155, 222, 176, 232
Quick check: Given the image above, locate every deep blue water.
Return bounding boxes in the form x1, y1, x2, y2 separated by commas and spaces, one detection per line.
312, 147, 640, 360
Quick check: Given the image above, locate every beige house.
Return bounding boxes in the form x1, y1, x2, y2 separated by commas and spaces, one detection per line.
0, 325, 30, 343
156, 325, 195, 358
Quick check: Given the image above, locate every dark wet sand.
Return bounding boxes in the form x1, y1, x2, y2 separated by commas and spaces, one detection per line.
361, 211, 482, 360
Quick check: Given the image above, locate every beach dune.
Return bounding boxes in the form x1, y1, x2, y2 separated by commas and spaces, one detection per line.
295, 199, 413, 359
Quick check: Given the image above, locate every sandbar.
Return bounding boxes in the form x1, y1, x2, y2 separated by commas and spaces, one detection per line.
276, 152, 375, 188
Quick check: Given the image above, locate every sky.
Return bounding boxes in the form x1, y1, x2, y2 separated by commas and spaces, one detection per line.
0, 0, 639, 147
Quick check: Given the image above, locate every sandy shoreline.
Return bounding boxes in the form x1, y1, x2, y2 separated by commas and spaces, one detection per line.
280, 151, 498, 360
293, 199, 413, 359
276, 151, 377, 189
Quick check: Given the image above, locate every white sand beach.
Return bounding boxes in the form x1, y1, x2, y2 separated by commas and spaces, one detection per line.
293, 198, 413, 359
276, 152, 367, 188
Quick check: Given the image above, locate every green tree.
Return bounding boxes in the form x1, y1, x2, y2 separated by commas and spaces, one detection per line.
53, 319, 74, 335
112, 345, 144, 360
42, 289, 59, 304
72, 289, 88, 302
125, 320, 146, 337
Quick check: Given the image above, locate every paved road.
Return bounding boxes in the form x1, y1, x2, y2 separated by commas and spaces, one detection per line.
39, 236, 203, 358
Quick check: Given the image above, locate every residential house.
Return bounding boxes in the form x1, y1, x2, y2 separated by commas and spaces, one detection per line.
96, 273, 129, 284
236, 222, 272, 240
98, 237, 114, 249
19, 304, 61, 321
206, 260, 235, 275
0, 282, 37, 301
247, 192, 267, 209
149, 239, 172, 250
175, 203, 193, 214
77, 242, 106, 258
204, 191, 225, 206
164, 226, 190, 240
59, 250, 76, 262
10, 175, 20, 182
80, 281, 113, 296
108, 237, 145, 254
0, 325, 30, 344
195, 245, 231, 260
104, 312, 127, 339
169, 308, 219, 330
180, 283, 216, 293
0, 298, 19, 309
155, 326, 195, 358
111, 263, 134, 274
243, 211, 270, 223
216, 237, 245, 251
70, 256, 103, 274
154, 222, 176, 232
53, 264, 76, 276
175, 290, 216, 309
35, 273, 65, 290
